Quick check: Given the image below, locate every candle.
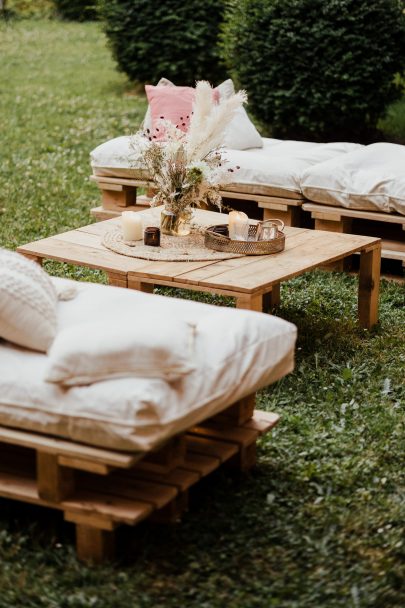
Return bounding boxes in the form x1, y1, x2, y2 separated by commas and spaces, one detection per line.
121, 211, 143, 241
228, 211, 249, 240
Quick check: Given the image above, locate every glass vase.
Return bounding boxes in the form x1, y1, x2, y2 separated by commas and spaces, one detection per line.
160, 208, 191, 236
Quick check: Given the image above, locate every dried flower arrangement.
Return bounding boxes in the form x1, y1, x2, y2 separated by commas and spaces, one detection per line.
130, 81, 246, 234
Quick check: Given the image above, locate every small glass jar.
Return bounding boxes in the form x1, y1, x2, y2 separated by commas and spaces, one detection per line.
144, 227, 160, 247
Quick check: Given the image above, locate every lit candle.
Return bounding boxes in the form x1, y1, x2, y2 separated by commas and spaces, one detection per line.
228, 211, 249, 240
121, 211, 143, 241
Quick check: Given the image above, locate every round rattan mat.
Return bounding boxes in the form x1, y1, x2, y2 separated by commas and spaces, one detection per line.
102, 227, 244, 262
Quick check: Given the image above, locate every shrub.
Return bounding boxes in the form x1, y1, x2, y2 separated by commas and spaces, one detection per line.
2, 0, 54, 18
98, 0, 227, 86
54, 0, 98, 21
222, 0, 405, 141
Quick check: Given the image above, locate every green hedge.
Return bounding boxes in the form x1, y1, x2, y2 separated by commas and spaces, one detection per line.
222, 0, 405, 141
98, 0, 227, 86
54, 0, 98, 21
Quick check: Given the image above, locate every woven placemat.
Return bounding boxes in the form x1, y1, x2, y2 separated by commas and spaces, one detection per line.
102, 227, 244, 262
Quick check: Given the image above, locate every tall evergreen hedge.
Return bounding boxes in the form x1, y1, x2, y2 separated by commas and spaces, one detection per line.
222, 0, 405, 141
98, 0, 227, 86
54, 0, 97, 21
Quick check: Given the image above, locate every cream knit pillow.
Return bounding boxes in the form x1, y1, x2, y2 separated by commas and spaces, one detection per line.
0, 249, 58, 352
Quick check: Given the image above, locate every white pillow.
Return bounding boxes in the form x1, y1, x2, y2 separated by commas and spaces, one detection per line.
0, 249, 58, 352
142, 77, 263, 150
45, 315, 196, 386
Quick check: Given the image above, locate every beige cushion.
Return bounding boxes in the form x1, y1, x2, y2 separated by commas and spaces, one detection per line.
0, 249, 57, 352
0, 278, 297, 453
45, 315, 196, 385
300, 142, 405, 215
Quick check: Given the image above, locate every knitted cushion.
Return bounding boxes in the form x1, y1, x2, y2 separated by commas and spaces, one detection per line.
0, 249, 58, 352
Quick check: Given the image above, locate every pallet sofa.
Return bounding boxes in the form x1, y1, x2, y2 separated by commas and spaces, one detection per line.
0, 257, 297, 564
90, 138, 405, 267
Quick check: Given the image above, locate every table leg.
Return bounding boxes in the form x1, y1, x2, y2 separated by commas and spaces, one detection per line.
128, 279, 154, 294
262, 284, 281, 312
235, 293, 263, 312
358, 244, 381, 329
107, 272, 128, 288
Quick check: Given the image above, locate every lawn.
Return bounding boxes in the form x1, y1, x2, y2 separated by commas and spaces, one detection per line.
0, 19, 404, 608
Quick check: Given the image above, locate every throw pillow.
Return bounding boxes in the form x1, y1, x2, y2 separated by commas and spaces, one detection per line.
143, 78, 262, 149
145, 85, 196, 140
0, 249, 58, 352
45, 315, 196, 386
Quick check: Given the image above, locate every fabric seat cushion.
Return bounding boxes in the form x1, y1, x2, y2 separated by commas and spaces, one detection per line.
91, 137, 362, 199
300, 142, 405, 215
0, 278, 297, 453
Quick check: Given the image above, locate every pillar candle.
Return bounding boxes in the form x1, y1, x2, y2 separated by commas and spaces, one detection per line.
121, 211, 143, 241
228, 211, 249, 240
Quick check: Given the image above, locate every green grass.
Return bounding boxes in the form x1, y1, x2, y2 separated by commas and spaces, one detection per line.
0, 20, 405, 608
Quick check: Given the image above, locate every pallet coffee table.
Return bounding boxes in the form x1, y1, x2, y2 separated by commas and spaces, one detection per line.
17, 207, 381, 329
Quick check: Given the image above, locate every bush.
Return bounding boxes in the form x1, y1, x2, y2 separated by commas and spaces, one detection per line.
98, 0, 227, 86
222, 0, 405, 142
2, 0, 54, 18
54, 0, 97, 21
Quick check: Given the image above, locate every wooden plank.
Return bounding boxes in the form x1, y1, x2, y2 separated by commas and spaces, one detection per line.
128, 467, 200, 492
185, 436, 239, 463
58, 456, 112, 475
244, 411, 280, 435
180, 452, 220, 477
259, 197, 303, 207
0, 426, 141, 468
80, 475, 178, 510
63, 490, 153, 525
190, 425, 258, 448
37, 452, 75, 502
303, 202, 405, 225
90, 175, 154, 188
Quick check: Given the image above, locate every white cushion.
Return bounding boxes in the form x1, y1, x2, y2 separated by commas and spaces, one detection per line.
223, 139, 363, 196
0, 249, 57, 352
91, 136, 362, 197
45, 315, 196, 385
300, 142, 405, 215
0, 278, 297, 453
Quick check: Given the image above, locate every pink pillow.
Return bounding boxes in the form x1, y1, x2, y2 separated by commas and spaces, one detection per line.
145, 84, 220, 141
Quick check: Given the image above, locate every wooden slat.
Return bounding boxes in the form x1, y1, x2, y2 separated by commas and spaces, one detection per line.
244, 411, 280, 434
63, 490, 153, 525
90, 175, 154, 188
58, 456, 111, 475
0, 426, 141, 468
80, 474, 178, 510
128, 467, 200, 492
185, 436, 239, 463
190, 425, 258, 448
303, 202, 405, 225
180, 452, 220, 477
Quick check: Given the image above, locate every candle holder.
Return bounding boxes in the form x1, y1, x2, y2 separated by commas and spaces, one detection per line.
144, 227, 160, 247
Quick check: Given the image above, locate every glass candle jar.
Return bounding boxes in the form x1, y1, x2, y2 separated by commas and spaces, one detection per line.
144, 227, 160, 247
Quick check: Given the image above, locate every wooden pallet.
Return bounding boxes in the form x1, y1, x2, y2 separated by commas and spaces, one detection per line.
303, 203, 405, 267
89, 175, 303, 226
0, 396, 279, 564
